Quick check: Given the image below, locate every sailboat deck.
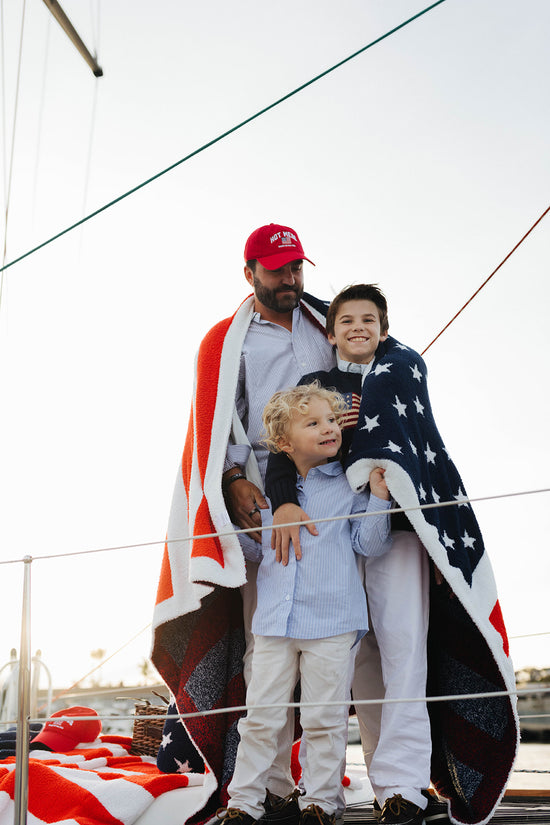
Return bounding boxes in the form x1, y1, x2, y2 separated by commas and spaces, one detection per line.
343, 791, 550, 824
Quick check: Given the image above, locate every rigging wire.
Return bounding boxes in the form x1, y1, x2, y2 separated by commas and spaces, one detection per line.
30, 13, 51, 241
80, 0, 101, 224
0, 485, 548, 566
0, 0, 449, 277
45, 630, 550, 714
0, 0, 546, 708
89, 0, 100, 57
1, 0, 6, 211
2, 683, 548, 730
37, 623, 152, 711
22, 684, 550, 727
421, 203, 550, 355
7, 485, 545, 713
0, 0, 26, 309
78, 75, 100, 251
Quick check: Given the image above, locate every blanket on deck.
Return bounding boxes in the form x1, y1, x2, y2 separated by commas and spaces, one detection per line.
346, 336, 519, 825
0, 736, 204, 825
150, 293, 329, 823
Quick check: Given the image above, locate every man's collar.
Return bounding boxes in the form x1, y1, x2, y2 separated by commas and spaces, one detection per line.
252, 306, 301, 325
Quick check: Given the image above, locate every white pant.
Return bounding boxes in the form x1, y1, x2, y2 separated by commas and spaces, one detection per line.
352, 531, 431, 810
241, 567, 296, 797
228, 632, 356, 818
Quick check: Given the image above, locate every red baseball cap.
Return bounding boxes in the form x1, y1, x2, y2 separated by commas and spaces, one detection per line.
31, 706, 102, 752
244, 223, 315, 270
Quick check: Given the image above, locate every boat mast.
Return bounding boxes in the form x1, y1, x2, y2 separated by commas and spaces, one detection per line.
40, 0, 103, 77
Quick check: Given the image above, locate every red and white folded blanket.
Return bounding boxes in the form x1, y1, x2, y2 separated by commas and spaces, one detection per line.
151, 294, 329, 820
0, 736, 204, 825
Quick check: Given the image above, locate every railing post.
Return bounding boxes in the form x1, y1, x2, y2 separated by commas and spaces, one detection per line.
14, 556, 32, 825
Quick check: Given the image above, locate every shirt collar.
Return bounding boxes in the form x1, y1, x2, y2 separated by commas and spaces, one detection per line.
336, 355, 374, 377
252, 306, 301, 326
297, 460, 343, 484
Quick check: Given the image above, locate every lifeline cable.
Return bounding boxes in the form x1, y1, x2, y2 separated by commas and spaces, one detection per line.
421, 203, 550, 355
0, 0, 448, 276
0, 485, 547, 566
8, 683, 549, 728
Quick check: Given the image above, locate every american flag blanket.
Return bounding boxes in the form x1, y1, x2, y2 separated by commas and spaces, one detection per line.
345, 336, 519, 825
150, 293, 328, 823
0, 736, 204, 825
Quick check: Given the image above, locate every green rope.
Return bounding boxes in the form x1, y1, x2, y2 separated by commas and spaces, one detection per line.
1, 0, 448, 275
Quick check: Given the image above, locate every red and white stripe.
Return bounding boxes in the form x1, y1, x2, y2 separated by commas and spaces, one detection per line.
0, 737, 204, 825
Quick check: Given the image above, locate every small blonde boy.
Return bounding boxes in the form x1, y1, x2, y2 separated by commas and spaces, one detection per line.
219, 384, 392, 825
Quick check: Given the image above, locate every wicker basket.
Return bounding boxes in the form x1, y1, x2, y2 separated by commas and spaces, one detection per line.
130, 693, 169, 757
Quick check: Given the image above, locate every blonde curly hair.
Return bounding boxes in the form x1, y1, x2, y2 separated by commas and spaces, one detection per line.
262, 382, 347, 453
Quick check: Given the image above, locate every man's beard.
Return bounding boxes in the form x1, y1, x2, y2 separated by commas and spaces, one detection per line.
253, 276, 303, 314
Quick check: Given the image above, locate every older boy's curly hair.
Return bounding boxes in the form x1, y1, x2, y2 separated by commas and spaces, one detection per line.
262, 382, 347, 453
326, 283, 389, 336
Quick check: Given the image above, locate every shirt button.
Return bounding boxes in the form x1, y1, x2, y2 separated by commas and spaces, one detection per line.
285, 595, 290, 601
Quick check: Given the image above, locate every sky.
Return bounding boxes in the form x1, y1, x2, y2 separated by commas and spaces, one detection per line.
0, 0, 549, 692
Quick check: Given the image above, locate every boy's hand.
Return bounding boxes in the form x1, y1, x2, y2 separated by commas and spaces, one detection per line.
271, 503, 318, 566
224, 477, 268, 543
369, 467, 390, 500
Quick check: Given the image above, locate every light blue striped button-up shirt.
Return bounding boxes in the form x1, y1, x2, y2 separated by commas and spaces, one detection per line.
239, 461, 392, 640
226, 306, 335, 482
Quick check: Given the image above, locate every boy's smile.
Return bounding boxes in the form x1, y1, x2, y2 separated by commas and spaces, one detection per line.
328, 299, 388, 364
278, 397, 342, 478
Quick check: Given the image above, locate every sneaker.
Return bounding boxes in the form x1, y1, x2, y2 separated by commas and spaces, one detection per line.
421, 790, 449, 822
299, 804, 335, 825
217, 808, 257, 825
258, 790, 301, 825
378, 794, 424, 825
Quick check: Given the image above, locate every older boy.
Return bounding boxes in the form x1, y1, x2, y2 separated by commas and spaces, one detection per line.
219, 384, 392, 825
265, 285, 434, 825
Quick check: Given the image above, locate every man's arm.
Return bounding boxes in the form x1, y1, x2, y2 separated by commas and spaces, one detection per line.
222, 467, 267, 543
221, 353, 269, 541
264, 450, 318, 565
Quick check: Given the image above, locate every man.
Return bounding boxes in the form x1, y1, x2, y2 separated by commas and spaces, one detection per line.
151, 223, 334, 822
221, 223, 334, 540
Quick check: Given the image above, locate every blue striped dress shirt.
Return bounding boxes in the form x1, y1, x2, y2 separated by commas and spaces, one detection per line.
226, 307, 335, 482
239, 461, 392, 640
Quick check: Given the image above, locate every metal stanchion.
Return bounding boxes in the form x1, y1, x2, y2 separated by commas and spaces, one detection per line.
13, 556, 32, 825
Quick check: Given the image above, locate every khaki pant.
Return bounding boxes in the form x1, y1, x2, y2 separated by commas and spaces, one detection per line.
228, 632, 357, 818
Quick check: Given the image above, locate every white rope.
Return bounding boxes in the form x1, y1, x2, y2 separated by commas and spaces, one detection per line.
2, 485, 547, 702
0, 485, 548, 566
2, 684, 546, 728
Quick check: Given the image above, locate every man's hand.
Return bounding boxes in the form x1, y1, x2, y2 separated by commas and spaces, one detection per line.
271, 503, 318, 566
223, 474, 267, 543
